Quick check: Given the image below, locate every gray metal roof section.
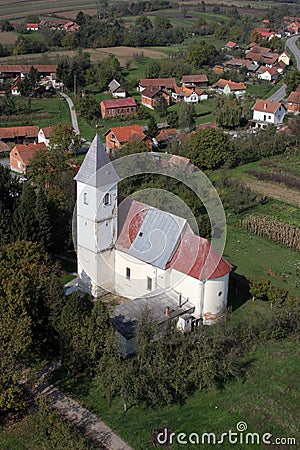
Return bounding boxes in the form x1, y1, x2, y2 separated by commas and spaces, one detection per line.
127, 208, 186, 269
108, 79, 120, 92
112, 289, 195, 339
74, 134, 120, 187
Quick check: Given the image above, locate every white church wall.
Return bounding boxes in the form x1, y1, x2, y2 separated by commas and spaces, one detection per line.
77, 181, 118, 223
115, 250, 158, 299
78, 247, 115, 295
170, 269, 203, 316
202, 273, 229, 324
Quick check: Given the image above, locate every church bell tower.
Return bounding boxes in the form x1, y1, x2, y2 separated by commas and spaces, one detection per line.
74, 135, 119, 297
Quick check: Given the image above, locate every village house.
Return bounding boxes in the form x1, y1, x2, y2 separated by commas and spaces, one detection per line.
252, 27, 274, 40
212, 79, 246, 98
138, 78, 176, 92
278, 51, 290, 66
104, 124, 150, 156
286, 21, 300, 34
257, 66, 279, 82
246, 47, 279, 67
73, 136, 232, 354
100, 98, 137, 119
180, 74, 209, 88
225, 41, 238, 51
10, 77, 21, 96
0, 65, 57, 83
10, 142, 46, 174
38, 127, 53, 147
26, 23, 39, 31
252, 99, 286, 128
63, 21, 80, 32
108, 79, 126, 98
0, 126, 39, 144
172, 86, 207, 103
141, 87, 171, 110
285, 87, 300, 114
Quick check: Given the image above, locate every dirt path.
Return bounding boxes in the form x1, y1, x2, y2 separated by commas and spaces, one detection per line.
242, 179, 300, 206
40, 384, 134, 450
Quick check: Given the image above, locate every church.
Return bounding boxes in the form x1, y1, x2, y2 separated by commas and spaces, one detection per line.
73, 135, 232, 352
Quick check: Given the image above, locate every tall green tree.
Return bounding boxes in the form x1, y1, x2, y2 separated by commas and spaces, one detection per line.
178, 102, 196, 129
154, 96, 168, 118
147, 116, 158, 138
188, 128, 234, 170
214, 95, 242, 128
12, 182, 38, 242
35, 188, 52, 250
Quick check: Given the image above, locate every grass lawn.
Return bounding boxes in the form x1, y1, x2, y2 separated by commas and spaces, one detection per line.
0, 95, 71, 129
246, 82, 275, 99
52, 323, 300, 449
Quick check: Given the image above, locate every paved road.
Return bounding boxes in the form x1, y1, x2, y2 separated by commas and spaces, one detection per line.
58, 91, 80, 135
267, 35, 300, 102
286, 35, 300, 70
268, 82, 287, 101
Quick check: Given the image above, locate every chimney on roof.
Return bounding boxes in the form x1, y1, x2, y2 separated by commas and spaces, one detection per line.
164, 306, 170, 316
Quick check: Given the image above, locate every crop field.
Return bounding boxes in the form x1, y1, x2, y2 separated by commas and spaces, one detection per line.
0, 0, 297, 21
0, 46, 169, 66
0, 31, 18, 45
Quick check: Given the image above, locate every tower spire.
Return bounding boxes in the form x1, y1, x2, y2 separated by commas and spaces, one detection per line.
74, 134, 119, 187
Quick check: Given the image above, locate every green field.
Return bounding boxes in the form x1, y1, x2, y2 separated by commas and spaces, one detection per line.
0, 95, 71, 129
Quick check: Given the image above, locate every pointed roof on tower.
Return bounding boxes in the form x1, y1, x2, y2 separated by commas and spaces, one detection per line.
74, 134, 119, 187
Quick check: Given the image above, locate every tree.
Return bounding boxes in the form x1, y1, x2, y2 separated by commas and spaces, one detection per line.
167, 110, 178, 128
154, 96, 168, 118
147, 116, 158, 138
0, 20, 14, 31
177, 102, 197, 129
186, 41, 218, 68
78, 94, 100, 120
35, 188, 52, 250
0, 241, 65, 413
285, 69, 300, 95
58, 295, 113, 375
187, 128, 234, 170
12, 182, 38, 242
214, 95, 242, 128
115, 139, 150, 158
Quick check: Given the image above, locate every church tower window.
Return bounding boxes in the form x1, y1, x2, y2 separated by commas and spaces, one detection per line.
126, 267, 131, 280
83, 192, 88, 205
104, 193, 110, 205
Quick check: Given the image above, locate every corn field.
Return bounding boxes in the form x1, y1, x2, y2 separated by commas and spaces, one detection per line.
241, 215, 300, 252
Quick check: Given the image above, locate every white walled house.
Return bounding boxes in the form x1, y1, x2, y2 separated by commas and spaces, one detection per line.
38, 127, 53, 147
172, 86, 208, 103
252, 99, 286, 127
74, 136, 232, 353
257, 67, 279, 82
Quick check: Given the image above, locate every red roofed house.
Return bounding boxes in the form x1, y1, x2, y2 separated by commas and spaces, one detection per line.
74, 135, 232, 353
0, 126, 39, 144
257, 66, 279, 82
10, 143, 46, 174
225, 41, 238, 50
286, 87, 300, 113
100, 97, 137, 119
212, 79, 246, 98
26, 23, 39, 31
287, 22, 300, 34
252, 99, 286, 127
138, 78, 176, 92
172, 86, 207, 103
104, 124, 150, 155
141, 87, 171, 109
63, 21, 80, 32
180, 74, 209, 88
38, 127, 53, 147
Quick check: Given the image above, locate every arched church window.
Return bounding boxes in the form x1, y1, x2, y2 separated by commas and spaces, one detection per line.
104, 193, 110, 205
83, 192, 88, 205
